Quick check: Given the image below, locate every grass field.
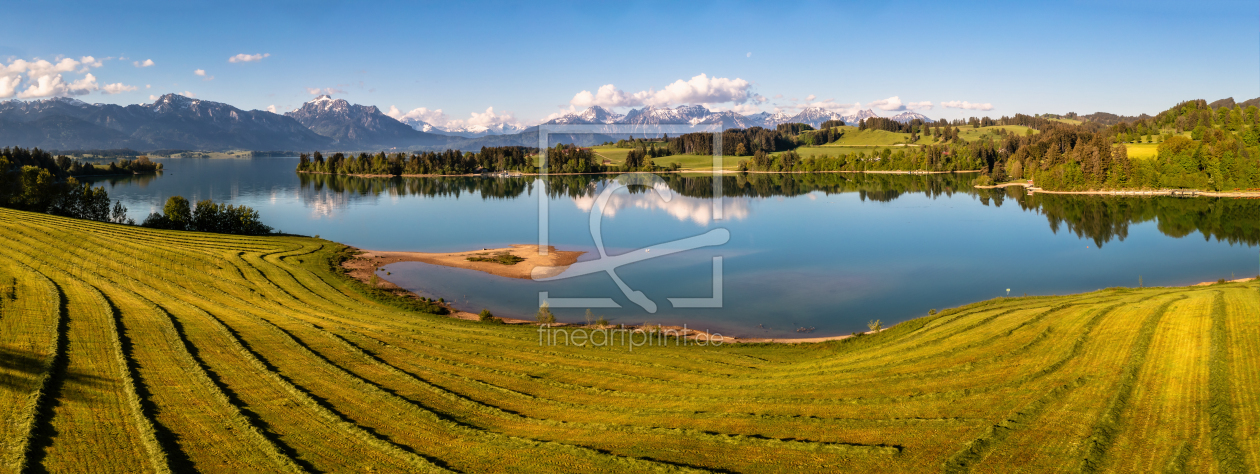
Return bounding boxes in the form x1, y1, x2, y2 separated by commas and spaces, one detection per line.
830, 127, 913, 146
785, 146, 914, 158
1126, 143, 1160, 159
591, 146, 745, 171
1, 207, 1257, 473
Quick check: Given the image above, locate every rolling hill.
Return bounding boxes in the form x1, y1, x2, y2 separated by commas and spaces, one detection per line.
0, 207, 1255, 473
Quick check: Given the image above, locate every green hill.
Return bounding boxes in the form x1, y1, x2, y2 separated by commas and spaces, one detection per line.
0, 208, 1255, 473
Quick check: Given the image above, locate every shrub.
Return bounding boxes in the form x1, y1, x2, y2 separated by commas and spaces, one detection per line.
536, 302, 556, 324
868, 319, 883, 332
140, 195, 272, 235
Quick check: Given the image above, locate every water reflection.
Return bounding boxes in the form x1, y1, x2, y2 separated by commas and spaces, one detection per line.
298, 172, 1260, 246
79, 172, 163, 188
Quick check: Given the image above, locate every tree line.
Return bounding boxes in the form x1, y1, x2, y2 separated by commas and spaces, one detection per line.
297, 146, 539, 175
141, 196, 273, 235
1, 146, 272, 234
984, 100, 1260, 191
1, 146, 133, 224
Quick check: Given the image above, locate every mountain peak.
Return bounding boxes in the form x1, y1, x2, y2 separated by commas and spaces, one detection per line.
284, 95, 443, 148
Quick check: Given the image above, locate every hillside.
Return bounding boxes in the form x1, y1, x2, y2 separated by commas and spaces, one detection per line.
0, 95, 334, 151
285, 95, 451, 149
0, 208, 1255, 473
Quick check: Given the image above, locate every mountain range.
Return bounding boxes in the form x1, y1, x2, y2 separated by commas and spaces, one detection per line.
0, 94, 939, 152
0, 94, 333, 151
533, 104, 927, 130
284, 95, 449, 149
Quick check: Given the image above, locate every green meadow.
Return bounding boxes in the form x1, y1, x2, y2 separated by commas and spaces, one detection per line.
0, 207, 1256, 473
1125, 143, 1161, 159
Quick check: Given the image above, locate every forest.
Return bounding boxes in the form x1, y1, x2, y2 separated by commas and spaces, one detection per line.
279, 98, 1260, 191
0, 146, 270, 234
733, 99, 1260, 193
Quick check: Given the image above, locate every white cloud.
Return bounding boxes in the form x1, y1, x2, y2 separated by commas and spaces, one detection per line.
463, 106, 521, 129
569, 74, 759, 108
17, 73, 98, 98
0, 76, 19, 99
266, 105, 277, 113
869, 96, 905, 111
133, 59, 155, 68
194, 69, 214, 81
570, 84, 637, 108
746, 52, 752, 58
179, 91, 196, 98
941, 100, 993, 111
228, 53, 270, 63
907, 101, 933, 111
101, 82, 138, 94
387, 104, 525, 130
306, 87, 345, 95
712, 103, 763, 115
149, 94, 159, 101
539, 106, 579, 123
779, 96, 858, 114
145, 84, 151, 89
78, 56, 102, 71
2, 56, 105, 98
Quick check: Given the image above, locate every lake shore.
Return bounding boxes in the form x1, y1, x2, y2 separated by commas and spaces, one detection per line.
976, 181, 1260, 198
351, 244, 583, 280
346, 242, 1258, 344
343, 243, 888, 344
298, 168, 982, 178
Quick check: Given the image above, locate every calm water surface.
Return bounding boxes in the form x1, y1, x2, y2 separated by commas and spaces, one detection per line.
91, 157, 1260, 337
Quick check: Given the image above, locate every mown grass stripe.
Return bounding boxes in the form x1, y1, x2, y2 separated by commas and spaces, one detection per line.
0, 260, 65, 474
1208, 292, 1247, 474
0, 235, 308, 473
1077, 297, 1184, 473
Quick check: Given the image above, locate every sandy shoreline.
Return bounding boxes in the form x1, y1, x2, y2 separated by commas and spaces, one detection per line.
354, 244, 583, 279
343, 244, 877, 344
347, 243, 1257, 344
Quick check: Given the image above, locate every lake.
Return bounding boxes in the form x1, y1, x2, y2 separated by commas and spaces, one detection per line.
90, 157, 1260, 337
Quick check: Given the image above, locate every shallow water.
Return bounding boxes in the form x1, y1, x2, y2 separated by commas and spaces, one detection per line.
91, 157, 1260, 337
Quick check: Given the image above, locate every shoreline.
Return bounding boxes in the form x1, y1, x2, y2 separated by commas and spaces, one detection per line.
348, 243, 1259, 344
297, 168, 982, 178
975, 181, 1260, 198
342, 244, 878, 344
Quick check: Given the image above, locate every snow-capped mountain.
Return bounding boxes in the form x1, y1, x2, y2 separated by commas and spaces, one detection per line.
577, 105, 624, 124
440, 123, 529, 138
0, 93, 332, 151
619, 105, 688, 125
889, 111, 933, 123
786, 108, 846, 127
542, 104, 849, 130
840, 109, 880, 125
395, 116, 440, 133
697, 111, 762, 130
285, 95, 447, 147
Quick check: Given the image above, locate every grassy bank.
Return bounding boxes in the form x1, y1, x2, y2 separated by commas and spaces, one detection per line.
0, 207, 1256, 472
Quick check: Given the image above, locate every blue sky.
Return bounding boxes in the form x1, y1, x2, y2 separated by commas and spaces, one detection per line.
3, 0, 1257, 129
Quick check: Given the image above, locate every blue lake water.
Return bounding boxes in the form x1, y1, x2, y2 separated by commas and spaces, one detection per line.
90, 157, 1260, 337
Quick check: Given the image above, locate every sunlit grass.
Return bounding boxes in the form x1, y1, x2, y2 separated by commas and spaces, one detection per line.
0, 207, 1255, 472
